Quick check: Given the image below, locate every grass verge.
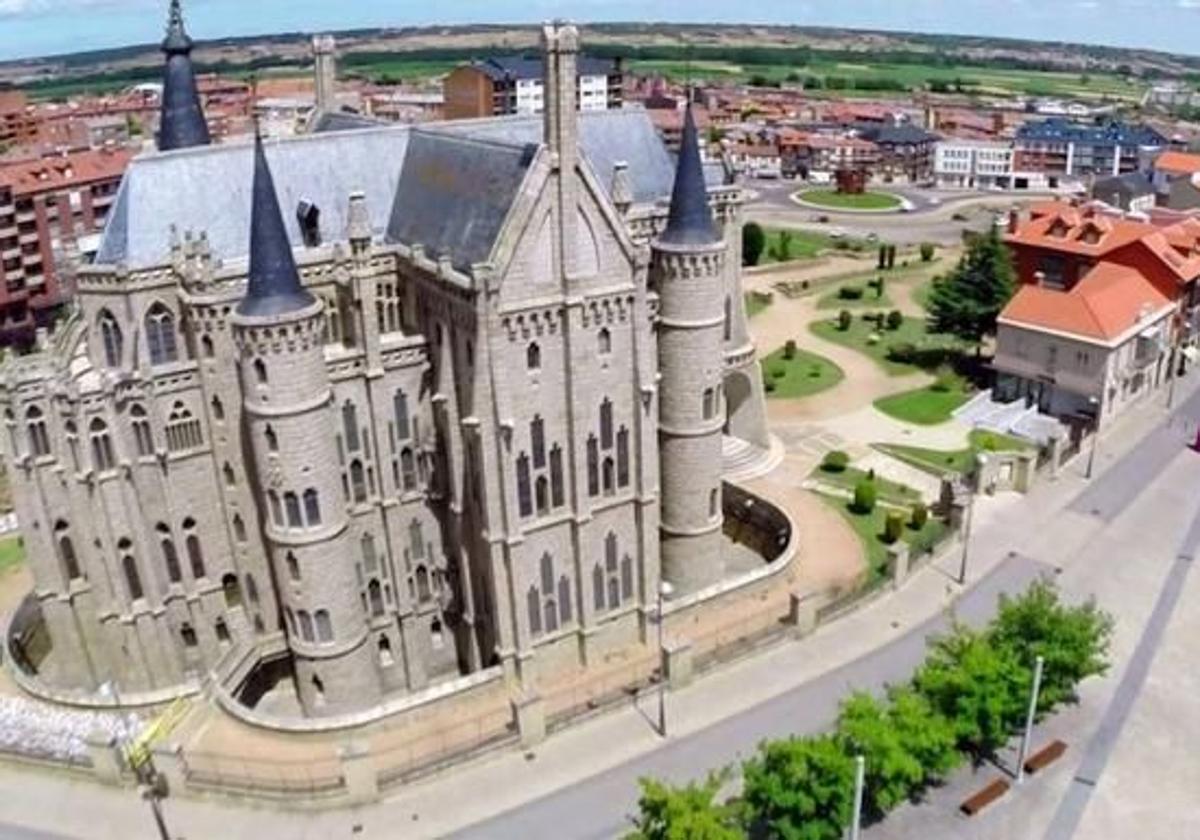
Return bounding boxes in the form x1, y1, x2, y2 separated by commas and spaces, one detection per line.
875, 429, 1032, 477
809, 313, 964, 376
761, 347, 844, 399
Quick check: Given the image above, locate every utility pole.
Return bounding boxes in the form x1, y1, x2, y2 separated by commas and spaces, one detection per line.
1085, 395, 1100, 480
1016, 655, 1045, 784
656, 580, 674, 738
958, 484, 975, 585
849, 754, 865, 840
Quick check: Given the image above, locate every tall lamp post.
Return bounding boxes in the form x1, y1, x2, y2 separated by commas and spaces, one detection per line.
849, 754, 865, 840
99, 682, 171, 840
1016, 655, 1045, 784
1084, 396, 1100, 480
656, 580, 674, 738
957, 471, 979, 586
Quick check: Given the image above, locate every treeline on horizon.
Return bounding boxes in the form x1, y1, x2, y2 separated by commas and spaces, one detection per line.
15, 39, 1200, 101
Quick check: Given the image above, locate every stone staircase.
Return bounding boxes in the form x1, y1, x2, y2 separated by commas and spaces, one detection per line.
722, 435, 786, 482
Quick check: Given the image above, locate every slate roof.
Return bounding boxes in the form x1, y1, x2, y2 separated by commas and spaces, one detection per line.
95, 108, 684, 274
854, 124, 938, 145
239, 132, 316, 318
385, 130, 537, 272
1016, 118, 1166, 147
469, 55, 617, 82
660, 106, 718, 246
158, 0, 210, 152
96, 125, 412, 268
432, 108, 676, 204
1093, 171, 1155, 200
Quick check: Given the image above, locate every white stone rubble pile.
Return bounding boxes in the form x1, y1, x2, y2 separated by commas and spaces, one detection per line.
0, 696, 142, 762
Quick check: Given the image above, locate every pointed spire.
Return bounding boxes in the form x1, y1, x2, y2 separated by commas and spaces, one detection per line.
237, 132, 316, 318
158, 0, 210, 151
659, 104, 717, 246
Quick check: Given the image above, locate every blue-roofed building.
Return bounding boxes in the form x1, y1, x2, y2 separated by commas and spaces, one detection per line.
444, 53, 622, 119
1014, 118, 1167, 182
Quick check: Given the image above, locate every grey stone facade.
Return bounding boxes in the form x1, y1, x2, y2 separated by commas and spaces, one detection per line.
0, 23, 770, 718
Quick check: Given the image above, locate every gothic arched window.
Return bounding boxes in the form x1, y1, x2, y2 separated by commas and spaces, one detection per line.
98, 309, 122, 367
145, 302, 179, 366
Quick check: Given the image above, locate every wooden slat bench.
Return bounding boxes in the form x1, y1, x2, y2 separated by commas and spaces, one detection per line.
1023, 739, 1067, 776
960, 778, 1010, 816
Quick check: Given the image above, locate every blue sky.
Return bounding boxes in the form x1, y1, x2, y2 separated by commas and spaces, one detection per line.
1, 0, 1199, 62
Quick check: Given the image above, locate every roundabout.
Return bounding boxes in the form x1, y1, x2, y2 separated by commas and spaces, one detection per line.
791, 187, 907, 213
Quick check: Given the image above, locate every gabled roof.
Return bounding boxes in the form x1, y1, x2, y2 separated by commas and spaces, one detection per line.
1154, 150, 1200, 176
1000, 261, 1173, 343
385, 131, 537, 272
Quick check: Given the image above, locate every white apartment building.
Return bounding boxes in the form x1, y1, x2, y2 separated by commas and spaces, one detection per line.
934, 139, 1048, 190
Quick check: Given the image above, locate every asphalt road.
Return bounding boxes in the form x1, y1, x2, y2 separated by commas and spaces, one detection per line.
455, 385, 1200, 840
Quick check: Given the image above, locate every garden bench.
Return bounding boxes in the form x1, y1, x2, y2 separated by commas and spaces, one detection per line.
1023, 739, 1067, 775
960, 778, 1010, 816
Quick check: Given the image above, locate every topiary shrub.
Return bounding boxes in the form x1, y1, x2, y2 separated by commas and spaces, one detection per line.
887, 342, 918, 363
837, 310, 853, 331
886, 310, 904, 331
911, 502, 928, 529
771, 365, 787, 379
821, 450, 850, 473
920, 242, 936, 262
764, 378, 776, 393
852, 479, 877, 514
838, 285, 864, 300
884, 511, 904, 544
784, 339, 797, 360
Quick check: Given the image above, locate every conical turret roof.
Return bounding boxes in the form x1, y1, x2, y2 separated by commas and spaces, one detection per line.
237, 132, 316, 318
158, 0, 211, 152
659, 104, 718, 246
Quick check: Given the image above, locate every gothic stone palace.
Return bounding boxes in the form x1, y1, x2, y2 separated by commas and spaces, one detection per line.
0, 8, 776, 718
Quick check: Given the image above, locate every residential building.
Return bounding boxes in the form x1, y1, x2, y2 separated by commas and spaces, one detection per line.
853, 124, 939, 183
934, 139, 1017, 189
1091, 171, 1156, 213
1150, 150, 1200, 211
1013, 119, 1166, 183
0, 90, 37, 150
779, 132, 878, 179
443, 55, 622, 120
0, 147, 132, 346
0, 9, 777, 724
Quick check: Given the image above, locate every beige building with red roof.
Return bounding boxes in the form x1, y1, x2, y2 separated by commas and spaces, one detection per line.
992, 200, 1198, 428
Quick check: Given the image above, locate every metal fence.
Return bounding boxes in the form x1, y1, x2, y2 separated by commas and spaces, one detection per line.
180, 749, 345, 797
374, 705, 517, 789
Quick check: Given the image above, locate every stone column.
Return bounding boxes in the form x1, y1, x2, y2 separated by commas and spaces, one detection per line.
786, 592, 818, 638
338, 740, 379, 804
512, 690, 546, 748
85, 730, 125, 785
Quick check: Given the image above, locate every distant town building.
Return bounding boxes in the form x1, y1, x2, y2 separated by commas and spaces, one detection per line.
442, 56, 622, 120
1013, 119, 1166, 183
0, 90, 37, 150
1150, 150, 1200, 211
1091, 171, 1156, 213
852, 124, 939, 183
933, 139, 1048, 191
779, 132, 878, 180
0, 147, 131, 345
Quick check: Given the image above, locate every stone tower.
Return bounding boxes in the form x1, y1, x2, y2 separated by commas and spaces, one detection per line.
312, 34, 337, 113
158, 0, 211, 151
232, 132, 380, 715
653, 105, 727, 594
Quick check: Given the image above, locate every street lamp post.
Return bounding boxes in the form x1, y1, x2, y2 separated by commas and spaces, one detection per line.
1085, 396, 1100, 480
100, 682, 171, 840
957, 483, 975, 586
656, 580, 674, 738
1016, 655, 1045, 784
849, 754, 865, 840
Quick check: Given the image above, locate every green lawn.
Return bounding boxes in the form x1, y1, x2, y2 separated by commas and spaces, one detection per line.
744, 292, 772, 319
796, 189, 902, 211
875, 430, 1032, 477
913, 278, 937, 312
809, 313, 964, 376
815, 464, 923, 506
0, 536, 25, 575
758, 227, 871, 263
761, 346, 844, 399
873, 375, 974, 425
816, 491, 950, 580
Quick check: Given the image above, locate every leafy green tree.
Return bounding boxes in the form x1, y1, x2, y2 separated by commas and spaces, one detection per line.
989, 579, 1114, 711
886, 687, 961, 780
927, 226, 1016, 352
920, 243, 936, 262
912, 623, 1029, 756
627, 775, 744, 840
770, 230, 794, 262
742, 223, 766, 267
741, 735, 855, 840
836, 693, 924, 816
837, 309, 852, 331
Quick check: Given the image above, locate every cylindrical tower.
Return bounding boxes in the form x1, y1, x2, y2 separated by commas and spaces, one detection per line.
654, 106, 727, 594
232, 132, 380, 715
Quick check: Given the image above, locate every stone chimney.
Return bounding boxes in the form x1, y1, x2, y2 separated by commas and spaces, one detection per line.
611, 160, 633, 215
313, 34, 337, 112
542, 21, 580, 276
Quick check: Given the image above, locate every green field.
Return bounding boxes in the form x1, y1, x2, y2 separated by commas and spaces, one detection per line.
761, 346, 844, 399
797, 190, 903, 211
809, 313, 964, 376
875, 430, 1032, 477
629, 57, 1144, 102
341, 59, 462, 82
873, 375, 974, 425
